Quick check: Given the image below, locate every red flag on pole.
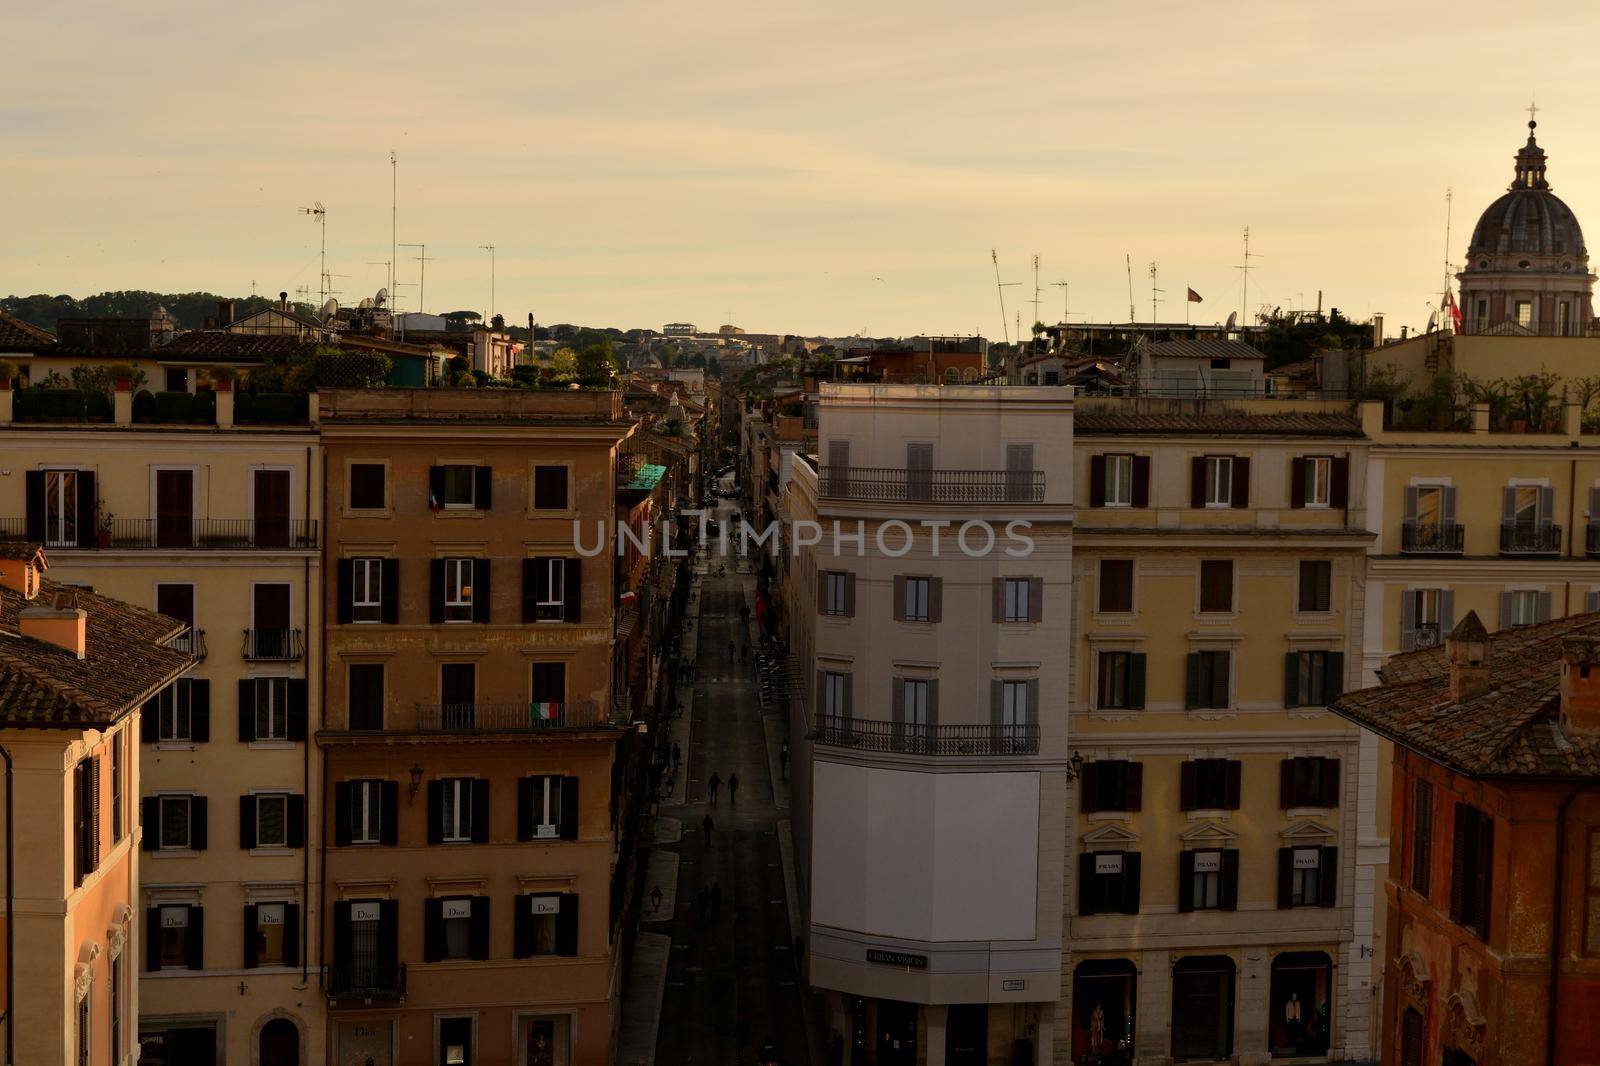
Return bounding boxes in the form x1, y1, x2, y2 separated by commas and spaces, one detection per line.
1446, 291, 1462, 332
1187, 288, 1203, 303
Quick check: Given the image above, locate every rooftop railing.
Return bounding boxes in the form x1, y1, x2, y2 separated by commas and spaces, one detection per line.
412, 699, 610, 733
818, 466, 1044, 504
0, 517, 317, 550
814, 714, 1039, 756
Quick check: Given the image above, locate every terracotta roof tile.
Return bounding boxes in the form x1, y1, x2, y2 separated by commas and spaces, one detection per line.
0, 311, 57, 351
1331, 612, 1600, 779
1142, 338, 1267, 361
158, 332, 314, 362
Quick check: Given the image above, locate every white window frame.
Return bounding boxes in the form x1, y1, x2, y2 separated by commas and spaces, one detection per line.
1290, 847, 1322, 906
535, 557, 566, 621
350, 780, 383, 845
441, 778, 474, 843
822, 671, 848, 717
1305, 456, 1331, 508
157, 795, 192, 850
440, 465, 477, 509
1001, 679, 1031, 726
1003, 577, 1031, 623
526, 776, 561, 839
254, 791, 290, 849
1204, 456, 1233, 507
1507, 589, 1541, 627
1192, 849, 1223, 910
253, 677, 290, 741
156, 682, 192, 743
903, 577, 931, 622
901, 678, 929, 730
1096, 651, 1133, 711
1104, 453, 1134, 507
445, 558, 474, 623
352, 558, 383, 623
823, 572, 848, 616
44, 468, 80, 549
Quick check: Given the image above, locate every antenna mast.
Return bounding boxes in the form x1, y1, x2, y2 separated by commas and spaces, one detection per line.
1235, 226, 1263, 327
299, 202, 327, 304
479, 245, 497, 324
1125, 254, 1136, 323
389, 151, 398, 304
400, 243, 431, 314
989, 249, 1019, 345
1030, 254, 1043, 340
1148, 261, 1164, 323
1441, 188, 1455, 330
1052, 280, 1069, 323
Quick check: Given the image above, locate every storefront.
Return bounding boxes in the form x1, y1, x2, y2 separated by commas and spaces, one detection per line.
138, 1021, 218, 1066
1071, 959, 1137, 1062
1269, 951, 1333, 1057
333, 1018, 395, 1066
946, 1004, 987, 1065
1170, 955, 1235, 1062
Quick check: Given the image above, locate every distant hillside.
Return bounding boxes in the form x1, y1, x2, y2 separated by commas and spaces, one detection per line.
2, 291, 306, 332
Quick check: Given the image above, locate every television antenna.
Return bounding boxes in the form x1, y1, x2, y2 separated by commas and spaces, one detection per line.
298, 202, 327, 303
1148, 261, 1164, 323
1029, 254, 1043, 337
989, 249, 1019, 345
399, 243, 431, 314
1235, 226, 1263, 327
1051, 280, 1070, 323
479, 245, 497, 323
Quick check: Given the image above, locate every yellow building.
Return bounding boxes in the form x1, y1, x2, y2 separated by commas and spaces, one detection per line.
1066, 397, 1378, 1064
0, 392, 325, 1065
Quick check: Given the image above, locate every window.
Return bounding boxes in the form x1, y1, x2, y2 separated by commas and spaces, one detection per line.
1000, 679, 1031, 726
1450, 802, 1494, 938
74, 756, 99, 885
344, 900, 386, 989
901, 577, 931, 622
43, 469, 80, 548
352, 558, 384, 623
1516, 300, 1533, 328
531, 662, 566, 719
349, 463, 387, 510
251, 678, 290, 741
1000, 577, 1030, 622
424, 896, 488, 963
1096, 652, 1144, 711
441, 1016, 474, 1066
439, 778, 475, 842
251, 902, 289, 966
1298, 561, 1332, 613
441, 897, 473, 959
1078, 851, 1140, 915
821, 671, 849, 717
1401, 1008, 1424, 1066
1104, 454, 1134, 506
1403, 588, 1450, 650
1204, 456, 1233, 506
1303, 457, 1331, 507
1411, 780, 1434, 897
1584, 829, 1600, 956
77, 987, 90, 1066
437, 465, 478, 508
531, 557, 566, 621
1099, 560, 1134, 613
523, 776, 565, 839
156, 681, 193, 742
154, 905, 197, 970
821, 571, 850, 616
1289, 848, 1324, 907
1081, 759, 1142, 813
111, 732, 123, 842
1560, 301, 1573, 336
1189, 850, 1224, 910
1182, 758, 1239, 811
159, 796, 193, 849
1199, 560, 1233, 613
1187, 650, 1231, 709
1287, 650, 1341, 708
255, 793, 289, 848
444, 558, 475, 622
1503, 589, 1543, 627
533, 464, 570, 510
348, 664, 385, 730
109, 950, 122, 1061
1281, 757, 1340, 808
898, 678, 931, 742
521, 895, 562, 955
349, 780, 384, 845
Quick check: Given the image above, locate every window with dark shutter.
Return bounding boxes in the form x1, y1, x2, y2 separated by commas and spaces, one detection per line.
349, 463, 387, 510
1449, 802, 1493, 938
533, 465, 570, 510
347, 664, 385, 730
1411, 780, 1434, 897
1298, 560, 1332, 613
1199, 561, 1233, 612
1099, 560, 1134, 613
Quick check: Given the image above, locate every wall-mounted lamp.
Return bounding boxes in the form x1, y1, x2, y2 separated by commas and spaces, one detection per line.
1066, 751, 1085, 782
409, 764, 424, 798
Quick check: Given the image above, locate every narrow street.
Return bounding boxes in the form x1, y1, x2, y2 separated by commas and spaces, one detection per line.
649, 492, 812, 1065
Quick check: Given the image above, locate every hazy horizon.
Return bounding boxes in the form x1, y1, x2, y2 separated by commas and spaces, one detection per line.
6, 0, 1598, 339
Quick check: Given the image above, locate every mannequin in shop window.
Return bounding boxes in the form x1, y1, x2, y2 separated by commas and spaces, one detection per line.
1284, 993, 1303, 1046
1089, 1002, 1106, 1056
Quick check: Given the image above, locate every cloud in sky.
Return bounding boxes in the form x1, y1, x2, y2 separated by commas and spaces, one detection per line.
5, 0, 1598, 337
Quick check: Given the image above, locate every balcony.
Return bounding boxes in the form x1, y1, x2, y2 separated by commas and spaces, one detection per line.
169, 628, 207, 662
326, 962, 405, 1002
412, 699, 612, 733
819, 466, 1045, 504
0, 517, 318, 551
1400, 522, 1464, 555
814, 714, 1040, 756
1500, 522, 1562, 556
242, 628, 305, 661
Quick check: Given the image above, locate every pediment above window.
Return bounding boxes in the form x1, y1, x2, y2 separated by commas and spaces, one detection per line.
1280, 818, 1336, 844
1178, 820, 1239, 847
1081, 821, 1141, 848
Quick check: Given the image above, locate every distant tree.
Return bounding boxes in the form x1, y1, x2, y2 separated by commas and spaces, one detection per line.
575, 337, 619, 388
443, 311, 482, 331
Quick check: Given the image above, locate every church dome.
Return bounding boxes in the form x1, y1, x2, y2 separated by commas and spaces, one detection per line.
1466, 121, 1586, 262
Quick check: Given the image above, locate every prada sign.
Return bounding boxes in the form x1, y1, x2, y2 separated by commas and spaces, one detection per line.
867, 949, 928, 969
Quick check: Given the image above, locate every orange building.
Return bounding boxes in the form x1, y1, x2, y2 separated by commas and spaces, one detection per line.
0, 544, 192, 1065
314, 389, 640, 1066
1332, 611, 1600, 1066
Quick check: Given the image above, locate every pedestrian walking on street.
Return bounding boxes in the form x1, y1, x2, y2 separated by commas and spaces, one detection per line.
728, 772, 740, 804
710, 881, 723, 918
780, 739, 789, 778
702, 813, 714, 843
708, 771, 722, 805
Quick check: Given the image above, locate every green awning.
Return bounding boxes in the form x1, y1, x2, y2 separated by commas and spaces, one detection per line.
625, 464, 667, 490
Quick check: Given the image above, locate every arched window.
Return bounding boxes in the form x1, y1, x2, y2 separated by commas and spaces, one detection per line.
1073, 959, 1136, 1061
943, 367, 960, 384
1171, 955, 1235, 1061
259, 1017, 300, 1066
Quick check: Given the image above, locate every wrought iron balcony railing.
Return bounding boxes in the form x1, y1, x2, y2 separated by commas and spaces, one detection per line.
1400, 522, 1464, 554
814, 714, 1040, 756
818, 465, 1045, 504
169, 628, 207, 662
412, 699, 610, 733
0, 517, 317, 551
242, 628, 305, 661
1500, 522, 1562, 555
326, 961, 405, 1001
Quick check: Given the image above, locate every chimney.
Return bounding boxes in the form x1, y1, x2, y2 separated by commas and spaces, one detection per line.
1446, 611, 1492, 703
217, 299, 234, 327
1372, 314, 1384, 347
279, 291, 289, 311
1560, 635, 1600, 734
0, 546, 46, 600
20, 591, 86, 660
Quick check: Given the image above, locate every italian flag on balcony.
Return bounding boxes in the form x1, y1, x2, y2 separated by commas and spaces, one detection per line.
619, 588, 638, 608
531, 702, 561, 721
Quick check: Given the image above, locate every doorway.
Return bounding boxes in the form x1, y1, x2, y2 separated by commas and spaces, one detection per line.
254, 469, 291, 547
874, 1000, 918, 1066
154, 469, 193, 548
946, 1004, 988, 1066
258, 1018, 299, 1066
1171, 955, 1235, 1061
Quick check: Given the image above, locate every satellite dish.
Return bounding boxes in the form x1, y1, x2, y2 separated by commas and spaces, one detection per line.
1426, 310, 1439, 334
320, 298, 339, 322
1224, 311, 1238, 329
358, 297, 375, 310
375, 287, 389, 307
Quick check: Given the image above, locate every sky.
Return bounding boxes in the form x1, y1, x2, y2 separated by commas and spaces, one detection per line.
5, 0, 1600, 339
